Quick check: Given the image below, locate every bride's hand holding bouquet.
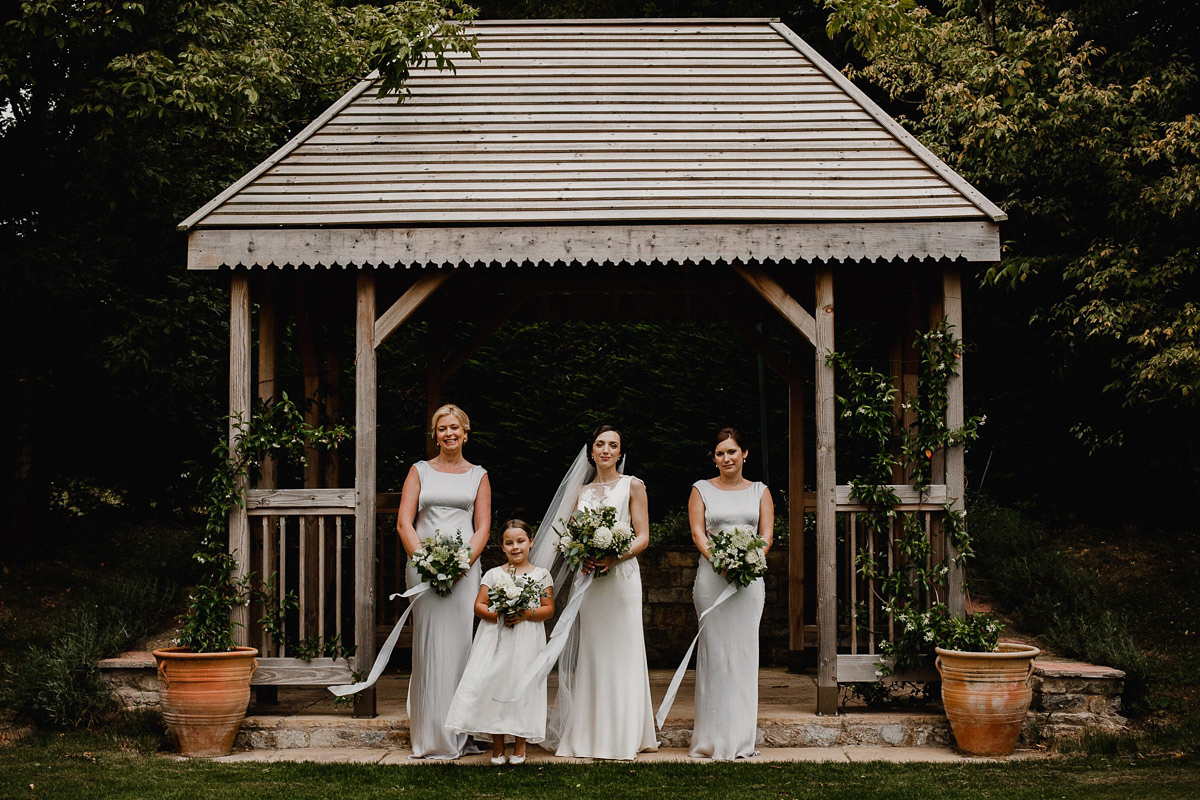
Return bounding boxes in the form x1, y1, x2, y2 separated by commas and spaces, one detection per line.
554, 506, 635, 577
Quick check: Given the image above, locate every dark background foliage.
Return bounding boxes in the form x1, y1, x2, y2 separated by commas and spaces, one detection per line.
1, 0, 1196, 560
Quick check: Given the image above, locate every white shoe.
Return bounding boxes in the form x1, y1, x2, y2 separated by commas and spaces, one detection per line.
509, 754, 526, 765
490, 755, 508, 765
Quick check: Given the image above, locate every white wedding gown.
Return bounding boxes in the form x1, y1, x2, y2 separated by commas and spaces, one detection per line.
554, 475, 658, 759
690, 479, 767, 759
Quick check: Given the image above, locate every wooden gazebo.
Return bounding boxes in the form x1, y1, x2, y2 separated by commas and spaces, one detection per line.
180, 18, 1004, 717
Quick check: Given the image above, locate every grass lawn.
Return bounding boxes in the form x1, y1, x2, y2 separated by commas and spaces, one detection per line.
3, 511, 1200, 799
2, 720, 1199, 800
2, 728, 1199, 800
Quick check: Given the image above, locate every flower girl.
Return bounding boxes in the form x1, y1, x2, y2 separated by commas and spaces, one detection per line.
445, 519, 554, 765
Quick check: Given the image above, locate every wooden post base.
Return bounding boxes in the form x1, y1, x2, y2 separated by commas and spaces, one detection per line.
353, 687, 377, 719
816, 685, 839, 716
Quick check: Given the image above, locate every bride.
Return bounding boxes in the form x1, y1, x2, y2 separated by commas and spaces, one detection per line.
532, 425, 658, 760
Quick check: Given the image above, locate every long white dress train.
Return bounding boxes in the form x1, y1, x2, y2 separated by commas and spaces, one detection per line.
406, 460, 486, 759
554, 475, 658, 760
689, 479, 767, 760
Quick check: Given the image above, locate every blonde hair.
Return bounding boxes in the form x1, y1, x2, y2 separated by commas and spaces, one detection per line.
429, 403, 471, 438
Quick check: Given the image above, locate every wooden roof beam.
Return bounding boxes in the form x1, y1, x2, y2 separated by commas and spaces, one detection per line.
373, 271, 453, 347
734, 264, 817, 346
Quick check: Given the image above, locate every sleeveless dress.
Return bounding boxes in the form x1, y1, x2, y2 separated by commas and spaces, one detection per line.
445, 565, 552, 743
555, 475, 659, 759
405, 460, 486, 759
690, 479, 767, 760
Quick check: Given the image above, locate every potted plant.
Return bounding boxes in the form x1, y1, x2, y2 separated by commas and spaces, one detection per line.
833, 323, 1038, 755
153, 541, 259, 758
155, 395, 350, 757
889, 603, 1039, 755
935, 639, 1040, 756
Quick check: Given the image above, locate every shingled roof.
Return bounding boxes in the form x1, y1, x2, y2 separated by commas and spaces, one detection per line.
181, 18, 1004, 268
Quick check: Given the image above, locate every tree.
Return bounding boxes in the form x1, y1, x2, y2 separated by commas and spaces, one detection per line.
815, 0, 1200, 504
0, 0, 477, 554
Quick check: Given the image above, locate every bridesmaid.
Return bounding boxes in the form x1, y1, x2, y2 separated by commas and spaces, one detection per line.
397, 403, 491, 759
688, 426, 774, 760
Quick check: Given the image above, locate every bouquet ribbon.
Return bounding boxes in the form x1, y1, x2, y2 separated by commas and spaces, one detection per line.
494, 570, 595, 704
328, 581, 430, 697
654, 579, 739, 729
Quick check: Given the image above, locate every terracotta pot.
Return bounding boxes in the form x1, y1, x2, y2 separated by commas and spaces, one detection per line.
935, 642, 1040, 756
153, 646, 258, 757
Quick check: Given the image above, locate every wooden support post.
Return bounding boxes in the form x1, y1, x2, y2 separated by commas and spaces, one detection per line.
294, 280, 323, 642
256, 274, 280, 706
814, 266, 838, 715
229, 273, 252, 646
943, 265, 967, 617
258, 273, 279, 490
787, 365, 807, 672
354, 272, 378, 717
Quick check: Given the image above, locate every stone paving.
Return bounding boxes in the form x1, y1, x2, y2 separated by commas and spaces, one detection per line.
212, 744, 1041, 765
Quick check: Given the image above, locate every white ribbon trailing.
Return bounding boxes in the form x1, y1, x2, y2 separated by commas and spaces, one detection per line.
654, 579, 739, 729
493, 570, 595, 704
328, 581, 430, 697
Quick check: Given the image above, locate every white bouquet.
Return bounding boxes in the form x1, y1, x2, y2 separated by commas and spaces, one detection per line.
487, 571, 546, 622
554, 506, 635, 577
410, 530, 472, 596
708, 525, 768, 587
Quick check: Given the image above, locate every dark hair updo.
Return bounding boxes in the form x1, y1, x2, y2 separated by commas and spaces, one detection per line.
714, 426, 748, 452
586, 424, 624, 466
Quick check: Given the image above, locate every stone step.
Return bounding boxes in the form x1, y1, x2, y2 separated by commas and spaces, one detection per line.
101, 659, 1126, 753
235, 712, 954, 751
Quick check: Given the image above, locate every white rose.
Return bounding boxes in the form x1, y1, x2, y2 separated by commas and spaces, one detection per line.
504, 583, 521, 600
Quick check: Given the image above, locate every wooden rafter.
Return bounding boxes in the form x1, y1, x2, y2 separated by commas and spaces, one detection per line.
373, 271, 454, 347
734, 264, 817, 347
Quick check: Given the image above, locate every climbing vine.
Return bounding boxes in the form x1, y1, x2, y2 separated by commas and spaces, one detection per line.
828, 321, 998, 678
179, 394, 354, 656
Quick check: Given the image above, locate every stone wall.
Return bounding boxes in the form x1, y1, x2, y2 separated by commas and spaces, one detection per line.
1026, 660, 1127, 742
97, 651, 161, 711
637, 545, 791, 668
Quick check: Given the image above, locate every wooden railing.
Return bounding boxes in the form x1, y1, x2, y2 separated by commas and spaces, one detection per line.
831, 484, 957, 683
243, 489, 357, 685
235, 486, 960, 688
238, 489, 411, 685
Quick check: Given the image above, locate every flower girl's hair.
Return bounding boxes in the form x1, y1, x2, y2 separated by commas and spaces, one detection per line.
503, 518, 534, 539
